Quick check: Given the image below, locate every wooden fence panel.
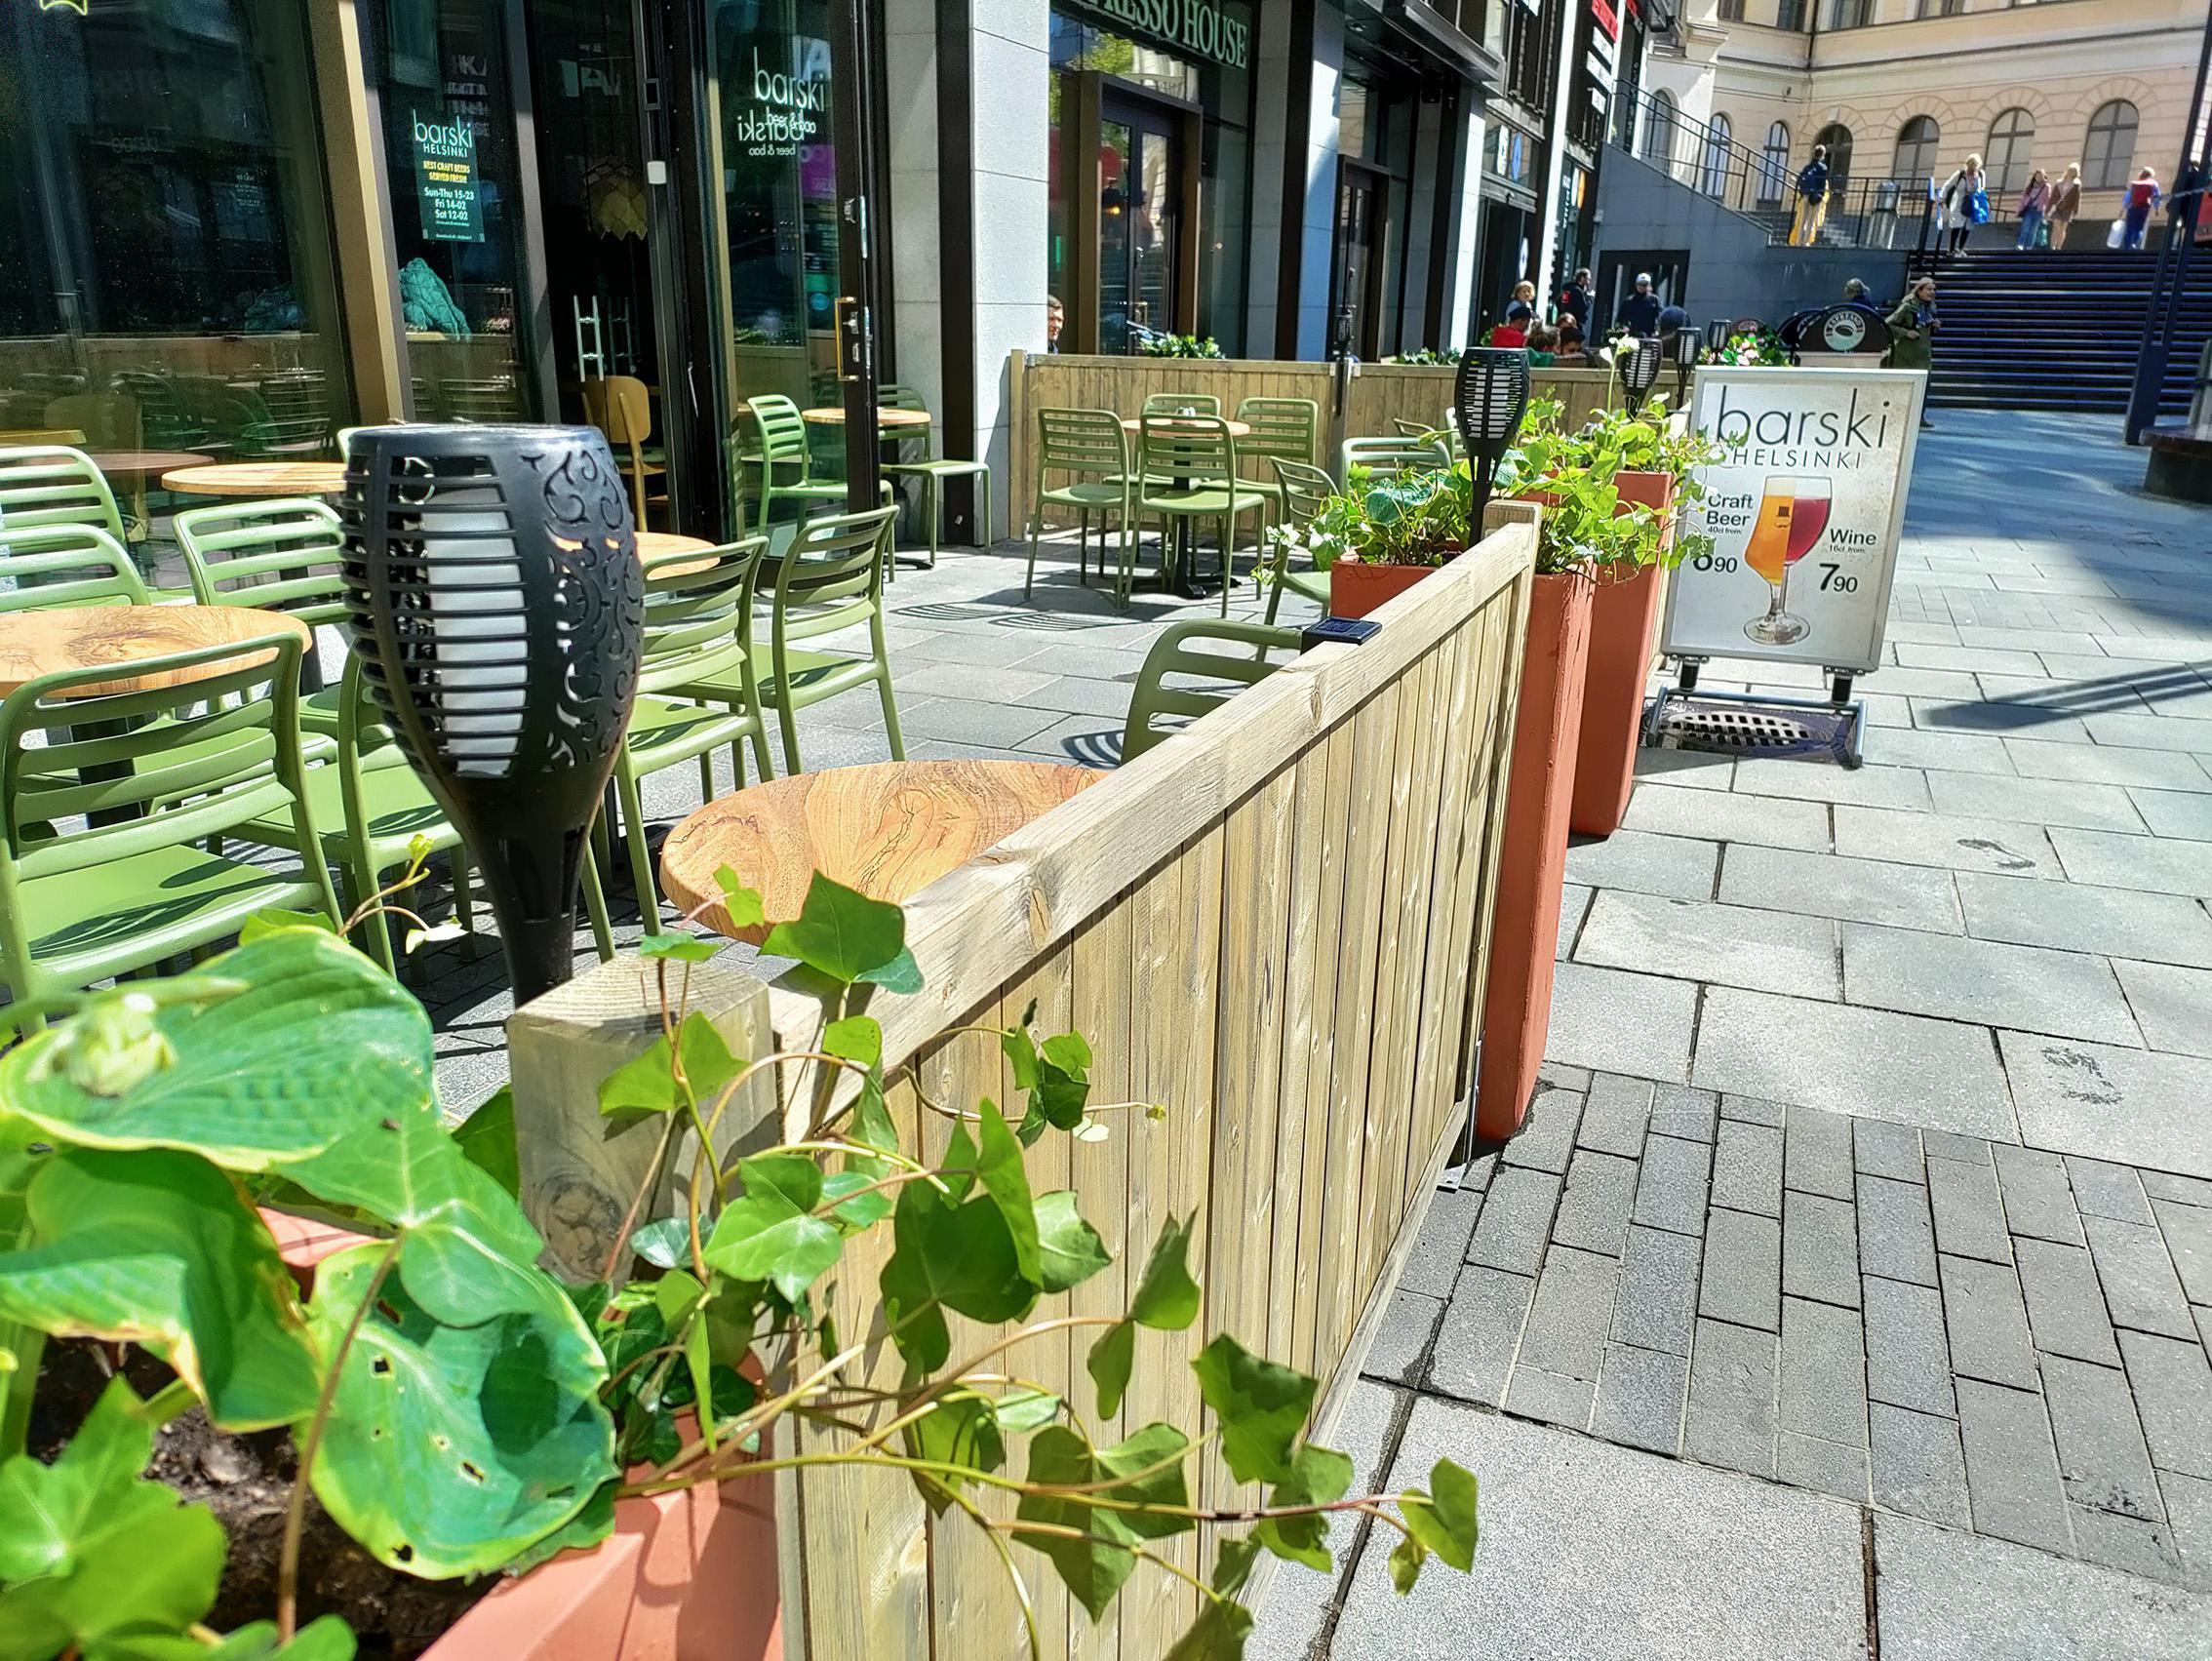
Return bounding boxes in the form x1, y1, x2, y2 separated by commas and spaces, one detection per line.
765, 519, 1536, 1660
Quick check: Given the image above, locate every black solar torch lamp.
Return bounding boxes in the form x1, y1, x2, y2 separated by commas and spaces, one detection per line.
1670, 330, 1703, 404
342, 424, 644, 1004
1617, 336, 1666, 405
1452, 346, 1534, 521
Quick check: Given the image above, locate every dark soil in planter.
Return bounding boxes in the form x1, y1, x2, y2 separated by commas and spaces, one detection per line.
29, 1341, 493, 1658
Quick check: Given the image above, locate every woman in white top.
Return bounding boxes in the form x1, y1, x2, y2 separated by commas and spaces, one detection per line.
1937, 153, 1988, 256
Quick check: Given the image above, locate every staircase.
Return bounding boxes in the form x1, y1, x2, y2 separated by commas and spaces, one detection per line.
1919, 247, 2212, 415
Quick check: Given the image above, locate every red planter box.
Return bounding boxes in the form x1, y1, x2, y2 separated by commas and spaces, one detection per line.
1569, 470, 1677, 838
1475, 569, 1596, 1139
1328, 559, 1435, 618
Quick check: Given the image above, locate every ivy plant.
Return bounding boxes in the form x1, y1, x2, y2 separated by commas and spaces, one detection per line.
1136, 333, 1226, 360
0, 872, 1479, 1660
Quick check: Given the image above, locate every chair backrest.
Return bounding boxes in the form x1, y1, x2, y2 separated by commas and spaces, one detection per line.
111, 371, 203, 449
1036, 407, 1128, 480
637, 536, 770, 694
591, 375, 653, 447
1339, 435, 1451, 481
443, 377, 523, 423
1140, 415, 1236, 484
174, 497, 349, 626
1270, 459, 1339, 527
765, 506, 897, 648
0, 447, 127, 545
0, 631, 313, 893
44, 393, 140, 452
0, 525, 149, 610
1235, 397, 1318, 463
1142, 392, 1220, 416
240, 372, 333, 455
1121, 620, 1301, 762
878, 382, 929, 413
746, 394, 812, 465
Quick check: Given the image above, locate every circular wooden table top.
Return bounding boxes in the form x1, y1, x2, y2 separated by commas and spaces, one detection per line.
662, 760, 1098, 943
1121, 415, 1252, 436
635, 530, 720, 580
89, 450, 214, 479
800, 407, 932, 427
0, 605, 311, 698
160, 460, 349, 497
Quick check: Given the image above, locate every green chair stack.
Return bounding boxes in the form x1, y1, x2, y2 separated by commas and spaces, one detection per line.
1233, 396, 1319, 525
1120, 619, 1302, 762
0, 631, 341, 1019
1135, 415, 1269, 613
1024, 408, 1135, 601
880, 383, 990, 569
1260, 458, 1340, 628
1339, 435, 1451, 480
175, 498, 350, 734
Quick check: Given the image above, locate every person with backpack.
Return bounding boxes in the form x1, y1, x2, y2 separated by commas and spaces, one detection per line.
1558, 268, 1592, 329
1936, 154, 1987, 256
2122, 168, 2161, 250
1790, 144, 1832, 247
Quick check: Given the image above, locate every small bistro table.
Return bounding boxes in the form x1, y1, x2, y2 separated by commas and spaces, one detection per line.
800, 407, 931, 429
88, 450, 214, 481
660, 759, 1096, 942
1117, 417, 1252, 600
634, 530, 721, 580
0, 604, 310, 698
160, 460, 349, 498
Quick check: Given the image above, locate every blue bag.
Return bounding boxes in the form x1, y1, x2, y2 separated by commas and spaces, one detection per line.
1968, 187, 1992, 224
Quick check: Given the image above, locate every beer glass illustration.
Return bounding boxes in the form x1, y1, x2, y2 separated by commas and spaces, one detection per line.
1742, 475, 1830, 646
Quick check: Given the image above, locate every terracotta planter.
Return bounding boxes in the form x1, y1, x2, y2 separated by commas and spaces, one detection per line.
1475, 569, 1596, 1140
1328, 560, 1436, 618
262, 1210, 783, 1661
1569, 470, 1676, 838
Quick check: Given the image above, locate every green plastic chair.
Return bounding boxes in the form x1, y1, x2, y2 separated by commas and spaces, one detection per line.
1260, 459, 1340, 628
1142, 392, 1221, 416
0, 525, 149, 609
0, 446, 129, 548
0, 630, 342, 1018
1120, 619, 1302, 762
731, 506, 902, 776
1233, 397, 1319, 524
612, 539, 779, 923
744, 394, 849, 532
881, 384, 990, 569
1339, 435, 1451, 480
1025, 408, 1135, 602
1135, 415, 1270, 614
175, 498, 349, 735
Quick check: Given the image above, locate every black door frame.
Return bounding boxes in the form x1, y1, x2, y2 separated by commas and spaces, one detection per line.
1330, 157, 1391, 358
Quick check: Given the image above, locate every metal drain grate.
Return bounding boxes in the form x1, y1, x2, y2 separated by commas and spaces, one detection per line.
1647, 696, 1857, 765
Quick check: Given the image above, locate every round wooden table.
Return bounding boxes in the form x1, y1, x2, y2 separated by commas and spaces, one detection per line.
636, 530, 720, 580
1118, 418, 1252, 599
0, 605, 311, 698
88, 450, 213, 480
800, 407, 932, 428
661, 760, 1097, 943
160, 461, 348, 498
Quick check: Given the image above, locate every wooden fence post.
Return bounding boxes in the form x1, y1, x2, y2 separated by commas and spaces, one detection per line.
505, 953, 778, 1283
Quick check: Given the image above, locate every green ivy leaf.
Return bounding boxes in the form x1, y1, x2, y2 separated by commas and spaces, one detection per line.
1035, 1190, 1110, 1294
654, 1270, 716, 1449
902, 1388, 1006, 1516
239, 907, 338, 946
637, 932, 721, 963
1399, 1458, 1479, 1572
305, 1243, 616, 1579
1129, 1212, 1201, 1329
996, 1386, 1061, 1435
0, 1379, 227, 1659
1192, 1335, 1316, 1486
107, 1615, 360, 1659
859, 946, 923, 996
701, 1154, 843, 1301
1387, 1532, 1427, 1594
1252, 1443, 1353, 1570
1086, 1321, 1135, 1418
0, 1150, 319, 1430
822, 1014, 883, 1069
878, 1157, 1031, 1373
819, 1170, 893, 1230
598, 1012, 741, 1120
451, 1086, 519, 1200
711, 865, 768, 932
1013, 1422, 1194, 1619
762, 873, 911, 985
630, 1216, 692, 1269
1164, 1597, 1255, 1660
1209, 1533, 1261, 1598
973, 1098, 1042, 1286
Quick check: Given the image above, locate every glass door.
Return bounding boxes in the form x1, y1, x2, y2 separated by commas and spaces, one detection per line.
1099, 99, 1181, 353
1330, 161, 1387, 358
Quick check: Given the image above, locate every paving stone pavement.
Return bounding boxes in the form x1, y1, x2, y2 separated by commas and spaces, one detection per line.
1264, 412, 2212, 1656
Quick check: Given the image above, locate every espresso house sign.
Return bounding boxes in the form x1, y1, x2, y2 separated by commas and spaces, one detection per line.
1081, 0, 1250, 68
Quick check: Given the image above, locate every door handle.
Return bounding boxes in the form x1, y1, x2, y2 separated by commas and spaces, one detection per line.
835, 297, 870, 383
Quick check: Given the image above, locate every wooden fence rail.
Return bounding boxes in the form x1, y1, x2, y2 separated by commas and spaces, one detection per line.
750, 511, 1537, 1661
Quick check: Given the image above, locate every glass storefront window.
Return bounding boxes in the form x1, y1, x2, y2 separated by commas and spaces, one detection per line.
369, 0, 533, 422
1, 0, 352, 468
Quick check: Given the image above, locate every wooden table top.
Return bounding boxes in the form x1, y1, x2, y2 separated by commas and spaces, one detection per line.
661, 760, 1097, 942
801, 407, 932, 427
161, 461, 348, 497
636, 531, 720, 579
1121, 416, 1252, 436
90, 450, 214, 478
0, 605, 311, 697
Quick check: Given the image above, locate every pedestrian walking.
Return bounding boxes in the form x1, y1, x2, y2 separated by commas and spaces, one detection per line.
1791, 144, 1832, 247
1618, 272, 1663, 336
2119, 168, 2162, 250
1559, 268, 1593, 329
1936, 154, 1988, 256
2016, 169, 2052, 250
1885, 276, 1939, 428
1841, 277, 1881, 315
2047, 162, 2083, 249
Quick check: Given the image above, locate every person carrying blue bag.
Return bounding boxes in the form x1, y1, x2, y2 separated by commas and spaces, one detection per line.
1937, 153, 1988, 256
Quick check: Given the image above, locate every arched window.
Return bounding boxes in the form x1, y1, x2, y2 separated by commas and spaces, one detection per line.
1986, 107, 2036, 194
1813, 122, 1854, 186
1892, 116, 1941, 186
1758, 121, 1792, 204
1645, 91, 1679, 169
2084, 99, 2140, 190
1702, 113, 1734, 196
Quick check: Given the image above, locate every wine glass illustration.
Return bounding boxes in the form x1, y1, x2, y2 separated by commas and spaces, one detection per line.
1743, 474, 1830, 646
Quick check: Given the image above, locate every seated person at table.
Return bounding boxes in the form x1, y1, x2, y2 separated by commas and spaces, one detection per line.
1492, 302, 1533, 349
1553, 321, 1593, 365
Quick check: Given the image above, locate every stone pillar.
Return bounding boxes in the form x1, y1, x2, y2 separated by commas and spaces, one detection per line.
1291, 4, 1347, 361
1442, 106, 1487, 348
882, 0, 944, 421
